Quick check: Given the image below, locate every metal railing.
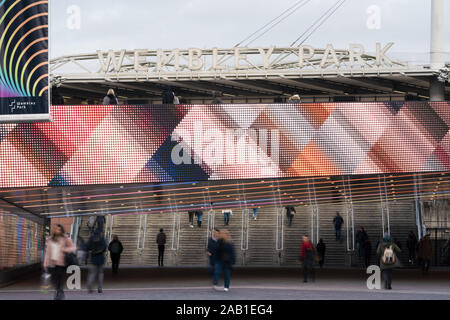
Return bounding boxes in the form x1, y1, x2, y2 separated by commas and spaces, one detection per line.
307, 178, 319, 245
378, 175, 391, 237
137, 213, 147, 250
241, 208, 250, 252
342, 176, 355, 251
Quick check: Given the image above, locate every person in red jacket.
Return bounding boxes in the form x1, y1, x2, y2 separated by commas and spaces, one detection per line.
299, 236, 315, 283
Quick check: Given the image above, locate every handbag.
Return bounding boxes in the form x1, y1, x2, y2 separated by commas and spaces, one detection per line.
64, 238, 78, 266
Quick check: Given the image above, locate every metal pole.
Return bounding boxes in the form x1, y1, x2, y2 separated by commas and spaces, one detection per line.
430, 0, 445, 101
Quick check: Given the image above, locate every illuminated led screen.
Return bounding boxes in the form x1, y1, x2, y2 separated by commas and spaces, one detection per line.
0, 102, 449, 188
0, 0, 49, 122
0, 213, 44, 270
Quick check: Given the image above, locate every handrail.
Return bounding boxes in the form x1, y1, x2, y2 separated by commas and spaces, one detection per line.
378, 175, 386, 238
272, 180, 284, 252
240, 208, 250, 251
348, 176, 354, 250
137, 213, 147, 250
169, 195, 181, 252
383, 175, 391, 236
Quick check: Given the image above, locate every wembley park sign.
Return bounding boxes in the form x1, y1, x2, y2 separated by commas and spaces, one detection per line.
96, 43, 406, 74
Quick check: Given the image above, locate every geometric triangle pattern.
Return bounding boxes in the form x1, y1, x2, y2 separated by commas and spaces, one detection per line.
0, 102, 449, 188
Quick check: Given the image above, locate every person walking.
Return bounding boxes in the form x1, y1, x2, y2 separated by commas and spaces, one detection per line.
356, 227, 368, 257
76, 236, 87, 266
196, 210, 203, 228
213, 230, 236, 292
188, 211, 194, 228
86, 230, 107, 293
285, 206, 296, 227
222, 209, 232, 226
108, 235, 123, 274
252, 208, 258, 221
406, 231, 418, 264
156, 229, 166, 267
162, 86, 175, 104
102, 89, 119, 105
363, 239, 372, 269
418, 234, 433, 274
207, 228, 220, 275
333, 212, 344, 241
377, 235, 401, 290
300, 235, 315, 283
43, 224, 76, 300
316, 238, 326, 268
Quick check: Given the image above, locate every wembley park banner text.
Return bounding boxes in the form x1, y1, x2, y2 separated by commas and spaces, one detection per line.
0, 0, 49, 122
0, 102, 449, 188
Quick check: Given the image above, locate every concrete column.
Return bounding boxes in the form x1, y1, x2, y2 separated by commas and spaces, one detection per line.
430, 0, 445, 101
430, 77, 445, 101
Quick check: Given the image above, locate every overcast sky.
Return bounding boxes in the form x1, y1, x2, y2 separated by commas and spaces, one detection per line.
49, 0, 449, 64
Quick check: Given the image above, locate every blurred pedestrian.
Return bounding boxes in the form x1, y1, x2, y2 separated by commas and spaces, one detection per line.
213, 230, 236, 292
76, 236, 87, 266
86, 230, 107, 293
156, 229, 166, 267
300, 235, 315, 283
418, 234, 433, 274
363, 239, 372, 269
356, 227, 368, 257
102, 89, 118, 105
333, 212, 344, 241
377, 235, 401, 290
316, 238, 326, 268
406, 231, 418, 264
222, 209, 232, 226
108, 235, 123, 274
43, 224, 76, 300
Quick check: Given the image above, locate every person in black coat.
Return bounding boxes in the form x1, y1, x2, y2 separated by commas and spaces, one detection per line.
213, 230, 236, 292
86, 230, 107, 293
316, 238, 326, 268
285, 206, 296, 227
108, 235, 123, 274
162, 86, 175, 104
356, 227, 368, 257
206, 228, 220, 275
406, 231, 418, 264
156, 229, 166, 267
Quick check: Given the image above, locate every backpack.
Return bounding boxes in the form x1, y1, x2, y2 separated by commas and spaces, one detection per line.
110, 242, 121, 254
382, 245, 395, 264
91, 237, 105, 255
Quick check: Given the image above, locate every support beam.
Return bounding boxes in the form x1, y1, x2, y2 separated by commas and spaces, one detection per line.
268, 78, 344, 95
328, 77, 393, 93
211, 79, 283, 95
